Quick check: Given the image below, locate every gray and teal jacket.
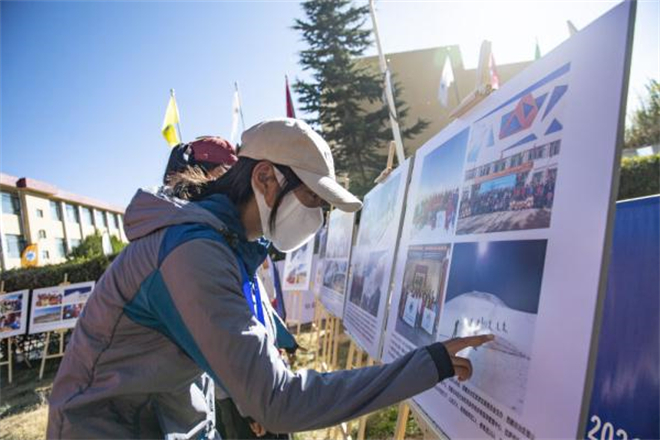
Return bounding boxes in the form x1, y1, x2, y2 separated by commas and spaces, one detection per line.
46, 188, 455, 439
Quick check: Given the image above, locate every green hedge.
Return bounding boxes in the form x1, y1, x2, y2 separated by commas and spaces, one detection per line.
618, 153, 659, 200
0, 255, 116, 293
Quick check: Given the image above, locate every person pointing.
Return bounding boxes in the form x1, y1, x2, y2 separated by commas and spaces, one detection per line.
47, 118, 493, 439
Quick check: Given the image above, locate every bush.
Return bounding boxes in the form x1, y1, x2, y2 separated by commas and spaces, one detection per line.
67, 231, 127, 261
618, 154, 659, 200
0, 254, 116, 292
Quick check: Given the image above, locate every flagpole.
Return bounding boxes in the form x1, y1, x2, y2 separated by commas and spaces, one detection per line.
234, 82, 246, 132
171, 88, 183, 143
369, 0, 405, 166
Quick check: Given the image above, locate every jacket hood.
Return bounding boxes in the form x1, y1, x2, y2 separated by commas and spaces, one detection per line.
123, 188, 269, 275
124, 188, 225, 241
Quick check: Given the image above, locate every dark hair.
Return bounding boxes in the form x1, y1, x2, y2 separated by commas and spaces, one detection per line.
191, 157, 303, 233
163, 143, 231, 200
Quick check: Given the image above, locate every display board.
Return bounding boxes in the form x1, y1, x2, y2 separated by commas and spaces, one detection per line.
282, 240, 315, 291
585, 196, 659, 440
0, 290, 29, 338
381, 2, 634, 438
343, 159, 412, 359
29, 281, 95, 334
320, 209, 355, 318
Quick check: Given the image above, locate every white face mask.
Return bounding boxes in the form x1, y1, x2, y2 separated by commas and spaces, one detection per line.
253, 168, 324, 252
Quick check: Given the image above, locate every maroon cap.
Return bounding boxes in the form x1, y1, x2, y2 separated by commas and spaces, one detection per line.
189, 136, 238, 167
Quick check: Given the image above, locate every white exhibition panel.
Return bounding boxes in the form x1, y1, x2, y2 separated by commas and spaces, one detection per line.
381, 2, 633, 438
282, 239, 315, 292
320, 209, 356, 318
343, 159, 412, 359
0, 289, 29, 338
29, 281, 95, 334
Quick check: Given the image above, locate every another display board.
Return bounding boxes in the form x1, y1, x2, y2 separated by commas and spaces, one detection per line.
0, 290, 29, 338
585, 196, 659, 440
382, 2, 634, 438
282, 241, 315, 291
29, 281, 95, 334
320, 209, 355, 318
343, 159, 412, 359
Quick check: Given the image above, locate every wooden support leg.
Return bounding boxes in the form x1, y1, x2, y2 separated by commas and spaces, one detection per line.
393, 402, 410, 440
356, 357, 375, 440
296, 291, 303, 336
314, 298, 321, 370
330, 317, 341, 370
39, 331, 52, 380
0, 337, 13, 384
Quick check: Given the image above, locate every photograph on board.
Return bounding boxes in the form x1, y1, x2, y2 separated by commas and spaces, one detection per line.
395, 244, 451, 347
33, 306, 62, 324
36, 289, 63, 307
0, 312, 23, 334
63, 303, 84, 320
349, 250, 388, 317
324, 210, 353, 259
322, 259, 349, 296
357, 173, 401, 247
437, 239, 547, 413
283, 241, 314, 290
63, 284, 93, 304
456, 64, 569, 235
411, 129, 470, 244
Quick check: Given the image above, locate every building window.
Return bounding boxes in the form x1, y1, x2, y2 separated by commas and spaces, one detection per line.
50, 201, 63, 221
1, 192, 21, 215
38, 230, 47, 239
549, 140, 561, 157
81, 207, 93, 226
70, 238, 81, 250
66, 204, 79, 223
41, 250, 50, 260
54, 238, 66, 259
5, 234, 26, 259
37, 208, 44, 218
112, 213, 120, 229
95, 210, 107, 228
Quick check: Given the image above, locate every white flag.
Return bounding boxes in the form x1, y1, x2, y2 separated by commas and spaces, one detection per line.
230, 89, 241, 145
438, 58, 454, 107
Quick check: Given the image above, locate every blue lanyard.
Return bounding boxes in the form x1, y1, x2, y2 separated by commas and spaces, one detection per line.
241, 269, 265, 326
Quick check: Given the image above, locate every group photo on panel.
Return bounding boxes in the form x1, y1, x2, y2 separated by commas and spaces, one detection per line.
1, 1, 658, 440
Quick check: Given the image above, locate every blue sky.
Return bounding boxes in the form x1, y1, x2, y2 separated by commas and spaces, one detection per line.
418, 127, 469, 197
1, 1, 657, 208
445, 240, 548, 313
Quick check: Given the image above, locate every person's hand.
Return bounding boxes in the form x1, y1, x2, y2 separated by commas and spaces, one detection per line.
442, 334, 495, 382
249, 421, 266, 437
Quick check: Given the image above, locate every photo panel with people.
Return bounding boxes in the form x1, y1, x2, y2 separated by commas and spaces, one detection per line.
320, 209, 355, 318
29, 281, 95, 334
382, 2, 634, 438
343, 159, 412, 359
0, 290, 29, 338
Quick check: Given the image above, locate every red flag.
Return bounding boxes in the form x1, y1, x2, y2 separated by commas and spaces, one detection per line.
285, 76, 296, 118
489, 52, 500, 90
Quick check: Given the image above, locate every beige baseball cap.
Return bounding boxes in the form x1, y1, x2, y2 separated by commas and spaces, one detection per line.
238, 118, 362, 212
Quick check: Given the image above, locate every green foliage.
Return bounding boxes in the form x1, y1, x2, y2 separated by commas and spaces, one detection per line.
293, 0, 428, 198
618, 153, 660, 200
0, 254, 115, 293
625, 79, 660, 150
67, 231, 126, 260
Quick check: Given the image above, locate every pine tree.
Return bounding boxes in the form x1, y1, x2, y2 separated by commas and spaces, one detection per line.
293, 0, 428, 197
625, 79, 660, 149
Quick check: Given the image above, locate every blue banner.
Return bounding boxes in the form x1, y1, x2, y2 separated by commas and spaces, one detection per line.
585, 195, 659, 440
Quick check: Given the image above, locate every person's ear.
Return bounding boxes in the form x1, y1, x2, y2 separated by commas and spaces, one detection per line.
252, 161, 280, 208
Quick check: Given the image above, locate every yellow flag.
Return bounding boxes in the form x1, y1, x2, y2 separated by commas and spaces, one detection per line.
21, 244, 39, 268
162, 95, 181, 147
